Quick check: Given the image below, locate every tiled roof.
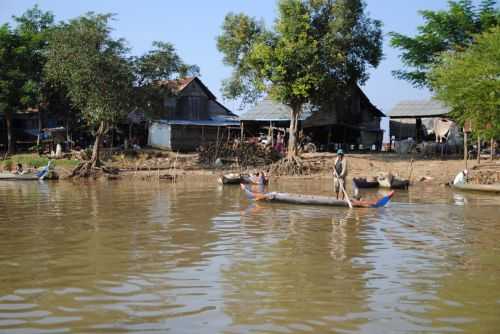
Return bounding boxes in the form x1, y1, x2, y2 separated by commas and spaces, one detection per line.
157, 77, 217, 100
388, 99, 450, 118
159, 77, 196, 93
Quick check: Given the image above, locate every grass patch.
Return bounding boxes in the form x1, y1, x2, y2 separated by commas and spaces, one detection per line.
0, 154, 80, 172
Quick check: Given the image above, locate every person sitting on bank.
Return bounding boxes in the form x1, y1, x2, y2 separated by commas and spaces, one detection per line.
14, 163, 24, 175
333, 149, 348, 199
251, 171, 266, 185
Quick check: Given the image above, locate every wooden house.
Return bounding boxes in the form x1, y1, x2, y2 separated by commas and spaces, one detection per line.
0, 108, 66, 152
388, 99, 452, 143
148, 77, 239, 151
239, 85, 384, 151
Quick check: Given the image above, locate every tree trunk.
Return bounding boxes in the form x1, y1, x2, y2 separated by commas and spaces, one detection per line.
90, 121, 105, 168
491, 138, 494, 160
36, 107, 43, 147
287, 105, 300, 159
477, 136, 481, 164
5, 112, 15, 155
464, 131, 468, 171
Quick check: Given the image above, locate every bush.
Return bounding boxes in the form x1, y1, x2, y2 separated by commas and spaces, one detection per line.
2, 159, 13, 171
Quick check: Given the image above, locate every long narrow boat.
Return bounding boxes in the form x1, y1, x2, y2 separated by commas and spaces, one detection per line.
353, 177, 379, 188
0, 173, 41, 181
241, 184, 394, 208
377, 176, 410, 190
218, 173, 269, 185
452, 182, 500, 193
0, 162, 51, 181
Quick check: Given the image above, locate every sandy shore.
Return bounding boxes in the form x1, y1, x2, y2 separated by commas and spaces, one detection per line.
92, 152, 488, 186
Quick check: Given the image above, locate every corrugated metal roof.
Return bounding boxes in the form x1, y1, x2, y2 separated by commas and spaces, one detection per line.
239, 98, 313, 121
388, 99, 450, 118
155, 119, 240, 127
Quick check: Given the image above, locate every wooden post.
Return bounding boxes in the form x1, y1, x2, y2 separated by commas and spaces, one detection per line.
416, 118, 422, 143
477, 136, 481, 164
327, 126, 332, 151
491, 138, 494, 160
464, 131, 468, 171
270, 122, 274, 147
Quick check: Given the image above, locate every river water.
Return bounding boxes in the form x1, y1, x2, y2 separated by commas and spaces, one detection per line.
0, 177, 499, 333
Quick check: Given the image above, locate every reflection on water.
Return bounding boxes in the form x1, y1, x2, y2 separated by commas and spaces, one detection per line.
0, 178, 499, 333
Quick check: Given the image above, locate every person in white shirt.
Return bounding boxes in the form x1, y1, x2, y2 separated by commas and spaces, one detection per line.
453, 170, 468, 185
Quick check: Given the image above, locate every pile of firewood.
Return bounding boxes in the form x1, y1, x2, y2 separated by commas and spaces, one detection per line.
470, 169, 500, 184
198, 142, 281, 167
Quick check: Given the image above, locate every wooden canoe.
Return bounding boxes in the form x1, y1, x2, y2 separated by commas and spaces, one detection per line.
241, 184, 394, 208
0, 173, 41, 181
218, 173, 242, 184
452, 182, 500, 193
219, 174, 269, 185
377, 176, 410, 189
353, 177, 379, 188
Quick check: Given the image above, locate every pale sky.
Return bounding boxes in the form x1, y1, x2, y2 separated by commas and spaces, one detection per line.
1, 0, 475, 141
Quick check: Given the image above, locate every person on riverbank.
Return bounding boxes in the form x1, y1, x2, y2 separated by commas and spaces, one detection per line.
251, 171, 266, 185
333, 149, 348, 199
14, 163, 24, 175
453, 169, 468, 185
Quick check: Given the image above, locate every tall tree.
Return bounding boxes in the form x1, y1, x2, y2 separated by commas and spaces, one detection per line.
217, 0, 382, 158
429, 27, 500, 140
132, 41, 199, 119
0, 6, 55, 154
0, 25, 24, 154
45, 13, 133, 170
13, 5, 55, 146
390, 0, 500, 88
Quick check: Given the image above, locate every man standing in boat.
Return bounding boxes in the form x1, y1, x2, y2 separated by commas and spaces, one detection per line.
333, 149, 348, 199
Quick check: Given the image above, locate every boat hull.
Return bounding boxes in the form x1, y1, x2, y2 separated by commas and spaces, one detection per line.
219, 174, 269, 185
241, 185, 394, 208
453, 183, 500, 193
353, 177, 379, 188
267, 192, 351, 207
0, 173, 40, 181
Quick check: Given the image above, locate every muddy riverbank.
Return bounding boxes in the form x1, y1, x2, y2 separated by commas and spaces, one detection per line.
3, 151, 496, 186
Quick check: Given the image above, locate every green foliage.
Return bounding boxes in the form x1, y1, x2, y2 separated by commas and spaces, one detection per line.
44, 13, 133, 130
430, 27, 500, 139
0, 24, 24, 114
217, 0, 382, 156
132, 41, 199, 118
390, 0, 500, 88
134, 41, 199, 85
217, 0, 382, 107
1, 154, 80, 171
0, 6, 57, 153
1, 159, 13, 171
13, 5, 55, 109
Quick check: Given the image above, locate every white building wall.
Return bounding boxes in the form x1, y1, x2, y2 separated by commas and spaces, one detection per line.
148, 122, 171, 150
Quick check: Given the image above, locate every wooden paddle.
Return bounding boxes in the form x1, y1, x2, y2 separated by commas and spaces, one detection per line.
334, 169, 352, 209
